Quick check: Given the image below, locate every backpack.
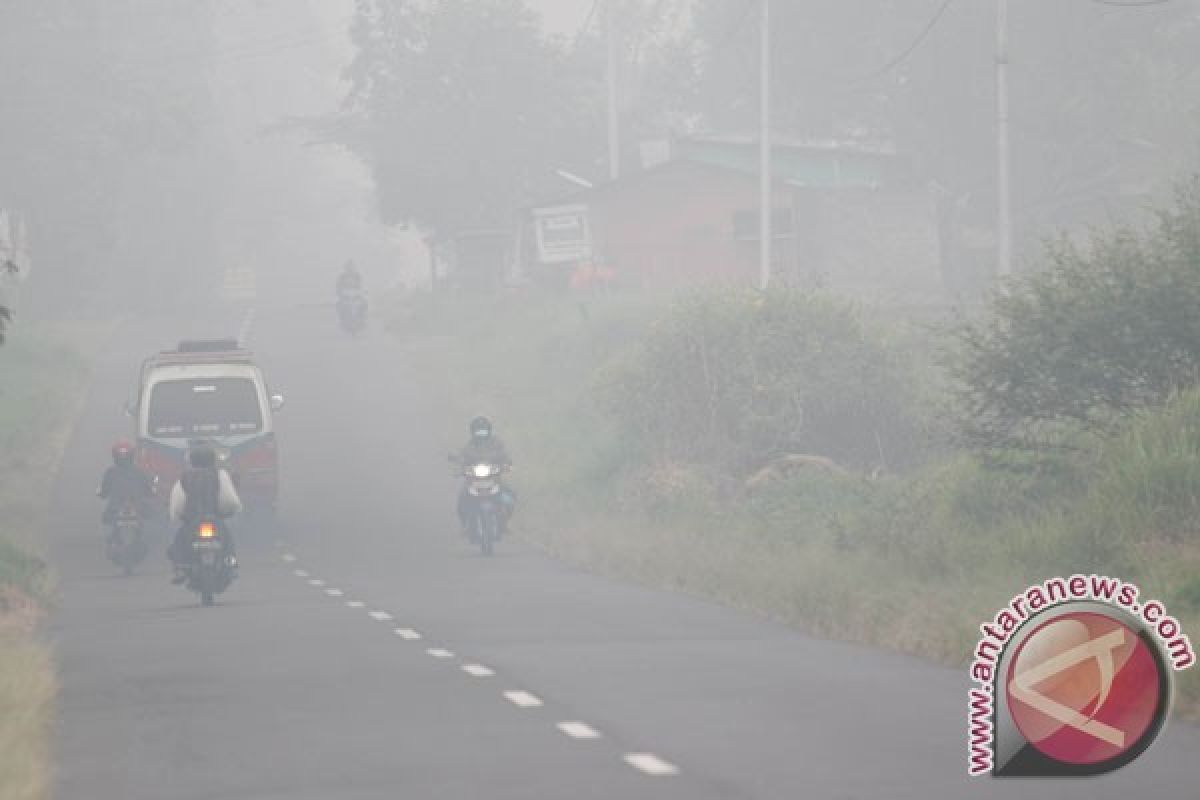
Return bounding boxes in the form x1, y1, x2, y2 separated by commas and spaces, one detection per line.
180, 467, 220, 521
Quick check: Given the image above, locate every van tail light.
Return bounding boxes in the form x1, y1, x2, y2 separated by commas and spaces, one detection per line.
198, 522, 216, 539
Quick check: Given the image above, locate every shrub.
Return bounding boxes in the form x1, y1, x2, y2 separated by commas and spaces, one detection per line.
597, 290, 930, 474
955, 178, 1200, 449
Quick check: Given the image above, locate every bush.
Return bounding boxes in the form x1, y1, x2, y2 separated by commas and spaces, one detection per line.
596, 290, 931, 474
955, 178, 1200, 449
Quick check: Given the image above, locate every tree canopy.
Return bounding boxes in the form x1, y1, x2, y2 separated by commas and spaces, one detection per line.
342, 0, 604, 239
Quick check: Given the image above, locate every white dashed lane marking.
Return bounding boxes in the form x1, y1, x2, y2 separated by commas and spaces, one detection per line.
277, 561, 685, 780
624, 753, 679, 777
558, 721, 602, 740
461, 664, 494, 678
503, 690, 543, 708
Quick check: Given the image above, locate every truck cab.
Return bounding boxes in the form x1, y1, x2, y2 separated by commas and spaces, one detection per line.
128, 339, 282, 517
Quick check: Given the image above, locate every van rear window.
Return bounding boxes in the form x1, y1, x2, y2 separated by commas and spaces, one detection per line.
147, 378, 262, 437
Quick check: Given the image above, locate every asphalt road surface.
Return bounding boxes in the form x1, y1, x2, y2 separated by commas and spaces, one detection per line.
48, 302, 1200, 799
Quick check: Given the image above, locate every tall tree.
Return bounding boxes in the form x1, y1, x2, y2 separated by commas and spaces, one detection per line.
0, 1, 226, 310
342, 0, 603, 239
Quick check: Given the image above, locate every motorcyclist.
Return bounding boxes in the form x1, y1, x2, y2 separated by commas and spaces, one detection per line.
454, 416, 514, 534
96, 440, 153, 526
336, 259, 363, 297
167, 443, 242, 584
335, 260, 367, 331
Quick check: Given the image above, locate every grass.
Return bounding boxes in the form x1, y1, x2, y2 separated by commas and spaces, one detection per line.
390, 289, 1200, 719
0, 635, 54, 800
0, 323, 99, 800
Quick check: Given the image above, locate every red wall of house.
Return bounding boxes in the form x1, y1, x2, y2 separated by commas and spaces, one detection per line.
586, 163, 792, 288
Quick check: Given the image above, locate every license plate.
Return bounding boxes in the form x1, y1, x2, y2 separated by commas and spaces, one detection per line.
193, 541, 222, 551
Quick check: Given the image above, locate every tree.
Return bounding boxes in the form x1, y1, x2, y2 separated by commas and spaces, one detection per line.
954, 178, 1200, 450
341, 0, 603, 239
0, 1, 226, 309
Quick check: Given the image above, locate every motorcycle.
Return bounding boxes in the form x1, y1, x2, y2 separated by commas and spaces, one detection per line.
106, 502, 148, 576
455, 459, 512, 557
184, 517, 237, 606
336, 289, 368, 336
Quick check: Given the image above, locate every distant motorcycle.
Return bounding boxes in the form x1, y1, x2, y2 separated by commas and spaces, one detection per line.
455, 459, 512, 557
105, 502, 148, 576
336, 289, 368, 336
184, 517, 237, 607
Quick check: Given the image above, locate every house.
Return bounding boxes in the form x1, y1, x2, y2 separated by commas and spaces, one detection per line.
520, 135, 945, 302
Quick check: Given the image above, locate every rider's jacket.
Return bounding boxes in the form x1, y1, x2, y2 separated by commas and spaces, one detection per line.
457, 436, 511, 467
336, 271, 363, 296
99, 464, 153, 514
169, 467, 242, 524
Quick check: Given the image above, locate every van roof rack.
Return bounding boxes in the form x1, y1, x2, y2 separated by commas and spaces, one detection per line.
176, 338, 242, 353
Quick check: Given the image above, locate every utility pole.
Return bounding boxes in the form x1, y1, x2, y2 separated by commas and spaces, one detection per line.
606, 0, 620, 181
995, 0, 1013, 278
759, 0, 772, 290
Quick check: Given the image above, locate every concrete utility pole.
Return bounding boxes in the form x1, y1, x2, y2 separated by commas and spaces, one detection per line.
606, 0, 620, 181
995, 0, 1013, 278
759, 0, 772, 290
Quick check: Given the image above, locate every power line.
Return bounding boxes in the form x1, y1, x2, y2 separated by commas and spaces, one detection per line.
854, 0, 955, 82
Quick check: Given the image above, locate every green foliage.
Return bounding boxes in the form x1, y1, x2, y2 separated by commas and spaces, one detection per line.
597, 290, 931, 473
955, 179, 1200, 449
343, 0, 602, 237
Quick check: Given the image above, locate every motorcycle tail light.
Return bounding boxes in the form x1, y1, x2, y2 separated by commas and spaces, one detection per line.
198, 522, 216, 539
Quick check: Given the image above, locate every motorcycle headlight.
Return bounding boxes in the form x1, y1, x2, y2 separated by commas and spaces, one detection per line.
472, 464, 492, 478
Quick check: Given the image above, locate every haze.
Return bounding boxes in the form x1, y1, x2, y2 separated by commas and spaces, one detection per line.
1, 2, 1198, 798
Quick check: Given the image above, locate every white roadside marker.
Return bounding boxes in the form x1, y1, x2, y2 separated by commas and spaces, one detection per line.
426, 648, 454, 659
558, 722, 602, 740
293, 569, 309, 578
394, 628, 422, 640
461, 664, 494, 678
368, 610, 393, 622
308, 579, 325, 587
624, 753, 679, 777
282, 554, 296, 562
503, 690, 543, 708
325, 588, 344, 597
346, 601, 365, 609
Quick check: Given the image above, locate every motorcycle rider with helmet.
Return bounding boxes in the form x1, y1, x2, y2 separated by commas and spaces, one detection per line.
454, 416, 514, 535
336, 259, 363, 295
167, 443, 242, 584
96, 440, 154, 526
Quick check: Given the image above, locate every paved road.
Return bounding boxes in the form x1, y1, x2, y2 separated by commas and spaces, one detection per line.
49, 303, 1200, 799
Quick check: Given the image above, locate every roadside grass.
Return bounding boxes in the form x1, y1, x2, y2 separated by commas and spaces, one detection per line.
0, 324, 97, 800
390, 290, 1200, 719
0, 635, 54, 800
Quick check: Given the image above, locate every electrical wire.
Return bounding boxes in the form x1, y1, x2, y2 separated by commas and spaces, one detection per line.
853, 0, 955, 81
1091, 0, 1172, 6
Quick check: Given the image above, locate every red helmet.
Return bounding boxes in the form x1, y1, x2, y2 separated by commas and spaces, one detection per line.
111, 439, 135, 465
